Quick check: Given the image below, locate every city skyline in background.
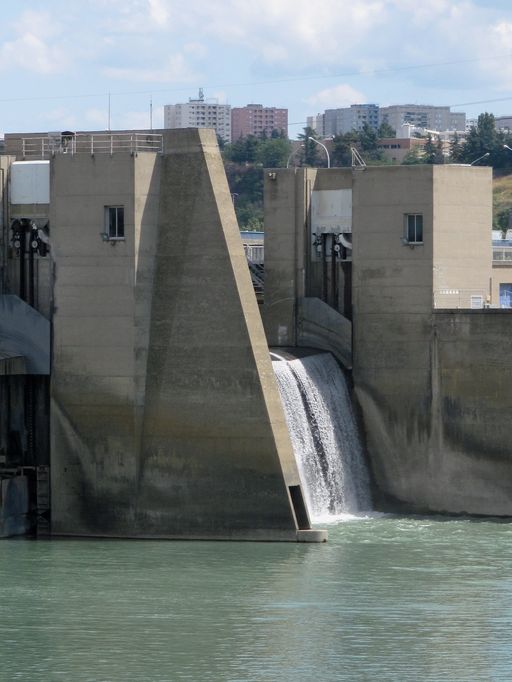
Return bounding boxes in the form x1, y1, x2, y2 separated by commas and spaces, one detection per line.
0, 0, 511, 138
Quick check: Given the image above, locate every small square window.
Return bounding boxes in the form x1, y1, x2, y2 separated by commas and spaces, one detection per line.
105, 206, 124, 240
404, 214, 423, 244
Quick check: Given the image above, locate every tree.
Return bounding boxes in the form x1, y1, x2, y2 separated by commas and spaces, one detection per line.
449, 132, 464, 162
377, 122, 396, 138
402, 148, 424, 165
298, 126, 320, 166
358, 123, 386, 162
421, 134, 444, 164
435, 137, 445, 164
331, 132, 355, 167
256, 137, 291, 168
423, 133, 437, 164
462, 112, 498, 165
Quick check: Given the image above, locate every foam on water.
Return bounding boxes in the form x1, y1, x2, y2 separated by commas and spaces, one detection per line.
272, 352, 372, 523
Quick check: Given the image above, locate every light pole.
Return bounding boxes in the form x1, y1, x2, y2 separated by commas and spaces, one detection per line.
308, 136, 330, 168
504, 144, 512, 153
286, 144, 304, 168
470, 152, 490, 165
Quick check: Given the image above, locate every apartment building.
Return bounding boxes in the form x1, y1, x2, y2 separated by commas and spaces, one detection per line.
379, 105, 465, 132
324, 104, 379, 136
495, 116, 512, 131
164, 89, 231, 143
231, 104, 288, 140
306, 114, 325, 137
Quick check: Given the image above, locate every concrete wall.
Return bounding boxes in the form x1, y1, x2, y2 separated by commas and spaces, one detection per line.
50, 129, 309, 540
351, 166, 512, 515
356, 309, 512, 515
351, 166, 435, 508
263, 168, 353, 351
263, 168, 308, 348
432, 166, 492, 308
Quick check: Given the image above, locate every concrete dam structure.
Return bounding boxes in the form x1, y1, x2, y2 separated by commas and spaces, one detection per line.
0, 128, 338, 541
263, 165, 512, 517
1, 127, 511, 538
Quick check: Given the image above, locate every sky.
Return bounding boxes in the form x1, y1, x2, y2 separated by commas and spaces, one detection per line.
0, 0, 512, 139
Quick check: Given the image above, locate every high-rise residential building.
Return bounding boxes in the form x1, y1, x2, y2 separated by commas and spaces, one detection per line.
323, 104, 379, 136
495, 116, 512, 131
307, 114, 325, 138
379, 105, 465, 132
164, 89, 231, 143
231, 104, 288, 140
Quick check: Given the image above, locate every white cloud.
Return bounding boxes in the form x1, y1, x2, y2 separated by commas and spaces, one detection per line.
103, 53, 199, 83
115, 106, 164, 130
37, 107, 79, 131
307, 84, 367, 108
485, 21, 512, 90
0, 33, 65, 74
183, 42, 208, 58
0, 10, 66, 74
148, 0, 170, 26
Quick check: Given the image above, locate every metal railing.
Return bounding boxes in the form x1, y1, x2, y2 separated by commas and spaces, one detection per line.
20, 132, 163, 158
243, 244, 264, 265
493, 247, 512, 264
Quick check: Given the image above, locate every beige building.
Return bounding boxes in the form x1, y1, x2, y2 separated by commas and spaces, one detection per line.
377, 137, 426, 163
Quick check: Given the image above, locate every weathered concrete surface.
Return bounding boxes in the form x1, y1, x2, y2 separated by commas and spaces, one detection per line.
51, 129, 309, 540
297, 297, 352, 369
356, 310, 512, 515
352, 166, 511, 515
0, 475, 30, 538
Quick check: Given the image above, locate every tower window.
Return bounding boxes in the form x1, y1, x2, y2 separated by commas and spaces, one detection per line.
105, 206, 125, 240
404, 213, 423, 244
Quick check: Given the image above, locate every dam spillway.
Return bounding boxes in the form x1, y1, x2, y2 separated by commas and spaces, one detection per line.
272, 352, 371, 522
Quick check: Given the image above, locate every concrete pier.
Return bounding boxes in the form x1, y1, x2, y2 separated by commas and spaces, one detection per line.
49, 129, 320, 541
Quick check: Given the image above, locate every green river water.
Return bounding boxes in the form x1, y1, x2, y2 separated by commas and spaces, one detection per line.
1, 516, 512, 681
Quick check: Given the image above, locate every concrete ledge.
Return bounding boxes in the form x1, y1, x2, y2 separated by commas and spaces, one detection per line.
296, 529, 328, 543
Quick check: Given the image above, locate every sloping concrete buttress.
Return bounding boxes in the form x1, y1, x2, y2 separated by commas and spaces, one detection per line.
50, 129, 322, 541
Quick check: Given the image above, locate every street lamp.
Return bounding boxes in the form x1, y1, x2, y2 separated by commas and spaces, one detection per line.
308, 136, 331, 168
470, 152, 490, 165
286, 144, 304, 168
504, 144, 512, 153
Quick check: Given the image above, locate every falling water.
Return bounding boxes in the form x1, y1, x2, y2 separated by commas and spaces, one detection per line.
272, 352, 371, 522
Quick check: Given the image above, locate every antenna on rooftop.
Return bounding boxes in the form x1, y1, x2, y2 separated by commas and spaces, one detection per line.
198, 88, 204, 101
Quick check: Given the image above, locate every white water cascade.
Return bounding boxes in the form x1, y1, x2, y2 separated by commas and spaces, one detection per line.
272, 352, 372, 522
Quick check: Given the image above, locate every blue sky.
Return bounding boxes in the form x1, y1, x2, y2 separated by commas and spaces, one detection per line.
1, 0, 511, 138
